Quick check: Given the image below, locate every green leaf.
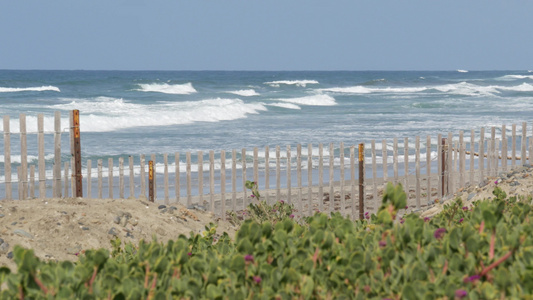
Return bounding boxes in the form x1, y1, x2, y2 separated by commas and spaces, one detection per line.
301, 276, 314, 298
482, 210, 497, 230
206, 284, 223, 299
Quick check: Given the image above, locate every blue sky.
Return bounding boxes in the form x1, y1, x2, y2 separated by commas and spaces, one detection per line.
1, 0, 532, 71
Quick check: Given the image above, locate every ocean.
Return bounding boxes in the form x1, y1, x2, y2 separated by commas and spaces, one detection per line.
1, 70, 532, 198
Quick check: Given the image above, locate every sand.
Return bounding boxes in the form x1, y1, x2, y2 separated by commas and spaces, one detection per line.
0, 197, 238, 272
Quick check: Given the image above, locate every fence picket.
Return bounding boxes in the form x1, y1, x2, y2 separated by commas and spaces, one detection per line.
129, 156, 134, 198
404, 138, 409, 197
340, 142, 345, 216
197, 151, 202, 205
371, 140, 377, 206
288, 145, 292, 205
221, 150, 226, 217
276, 146, 281, 203
308, 144, 313, 216
186, 152, 191, 206
98, 159, 103, 199
232, 149, 237, 211
415, 136, 420, 209
328, 143, 334, 214
297, 144, 303, 212
119, 157, 124, 199
318, 143, 324, 213
38, 114, 45, 198
426, 135, 431, 205
175, 153, 180, 203
20, 114, 28, 199
522, 122, 527, 165
87, 160, 92, 198
265, 146, 270, 204
108, 158, 113, 199
210, 150, 215, 211
3, 116, 12, 199
140, 155, 146, 198
510, 124, 516, 169
54, 112, 62, 198
164, 153, 169, 204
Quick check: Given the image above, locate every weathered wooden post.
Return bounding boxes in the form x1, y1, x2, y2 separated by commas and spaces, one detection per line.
71, 110, 83, 197
149, 160, 154, 202
358, 143, 365, 220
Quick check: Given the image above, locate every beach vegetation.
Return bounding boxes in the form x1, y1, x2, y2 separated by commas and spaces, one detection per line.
1, 183, 533, 298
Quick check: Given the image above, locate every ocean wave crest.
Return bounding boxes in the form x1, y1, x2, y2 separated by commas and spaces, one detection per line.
497, 75, 533, 81
227, 89, 260, 96
264, 80, 319, 87
276, 94, 336, 106
136, 82, 197, 94
267, 103, 301, 110
0, 85, 60, 93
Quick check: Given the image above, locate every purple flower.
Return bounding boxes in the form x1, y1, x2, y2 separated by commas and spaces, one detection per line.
400, 218, 405, 224
187, 252, 192, 256
464, 275, 481, 283
458, 218, 464, 223
455, 289, 467, 298
280, 200, 285, 204
434, 228, 447, 239
365, 212, 369, 215
290, 214, 294, 219
462, 206, 469, 211
494, 180, 499, 185
253, 276, 262, 283
251, 194, 255, 198
244, 254, 254, 262
424, 217, 430, 222
379, 241, 387, 248
405, 206, 409, 209
365, 215, 370, 220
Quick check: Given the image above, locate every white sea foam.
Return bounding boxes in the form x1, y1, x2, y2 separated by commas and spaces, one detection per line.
136, 82, 197, 94
0, 85, 60, 93
319, 86, 426, 94
0, 97, 268, 133
264, 80, 319, 88
496, 75, 533, 81
227, 89, 259, 96
275, 94, 336, 106
267, 103, 301, 110
319, 81, 533, 97
457, 69, 468, 73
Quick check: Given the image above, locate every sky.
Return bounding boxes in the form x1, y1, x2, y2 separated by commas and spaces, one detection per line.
1, 0, 532, 71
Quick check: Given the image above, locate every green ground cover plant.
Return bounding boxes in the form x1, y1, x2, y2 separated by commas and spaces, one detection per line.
1, 183, 532, 299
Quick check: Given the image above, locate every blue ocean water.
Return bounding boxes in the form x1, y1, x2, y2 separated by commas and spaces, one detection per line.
1, 70, 532, 197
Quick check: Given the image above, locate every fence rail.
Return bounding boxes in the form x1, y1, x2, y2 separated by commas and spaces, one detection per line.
1, 111, 532, 220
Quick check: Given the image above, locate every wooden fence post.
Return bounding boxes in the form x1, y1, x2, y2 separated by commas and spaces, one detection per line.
71, 110, 83, 197
149, 160, 154, 202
